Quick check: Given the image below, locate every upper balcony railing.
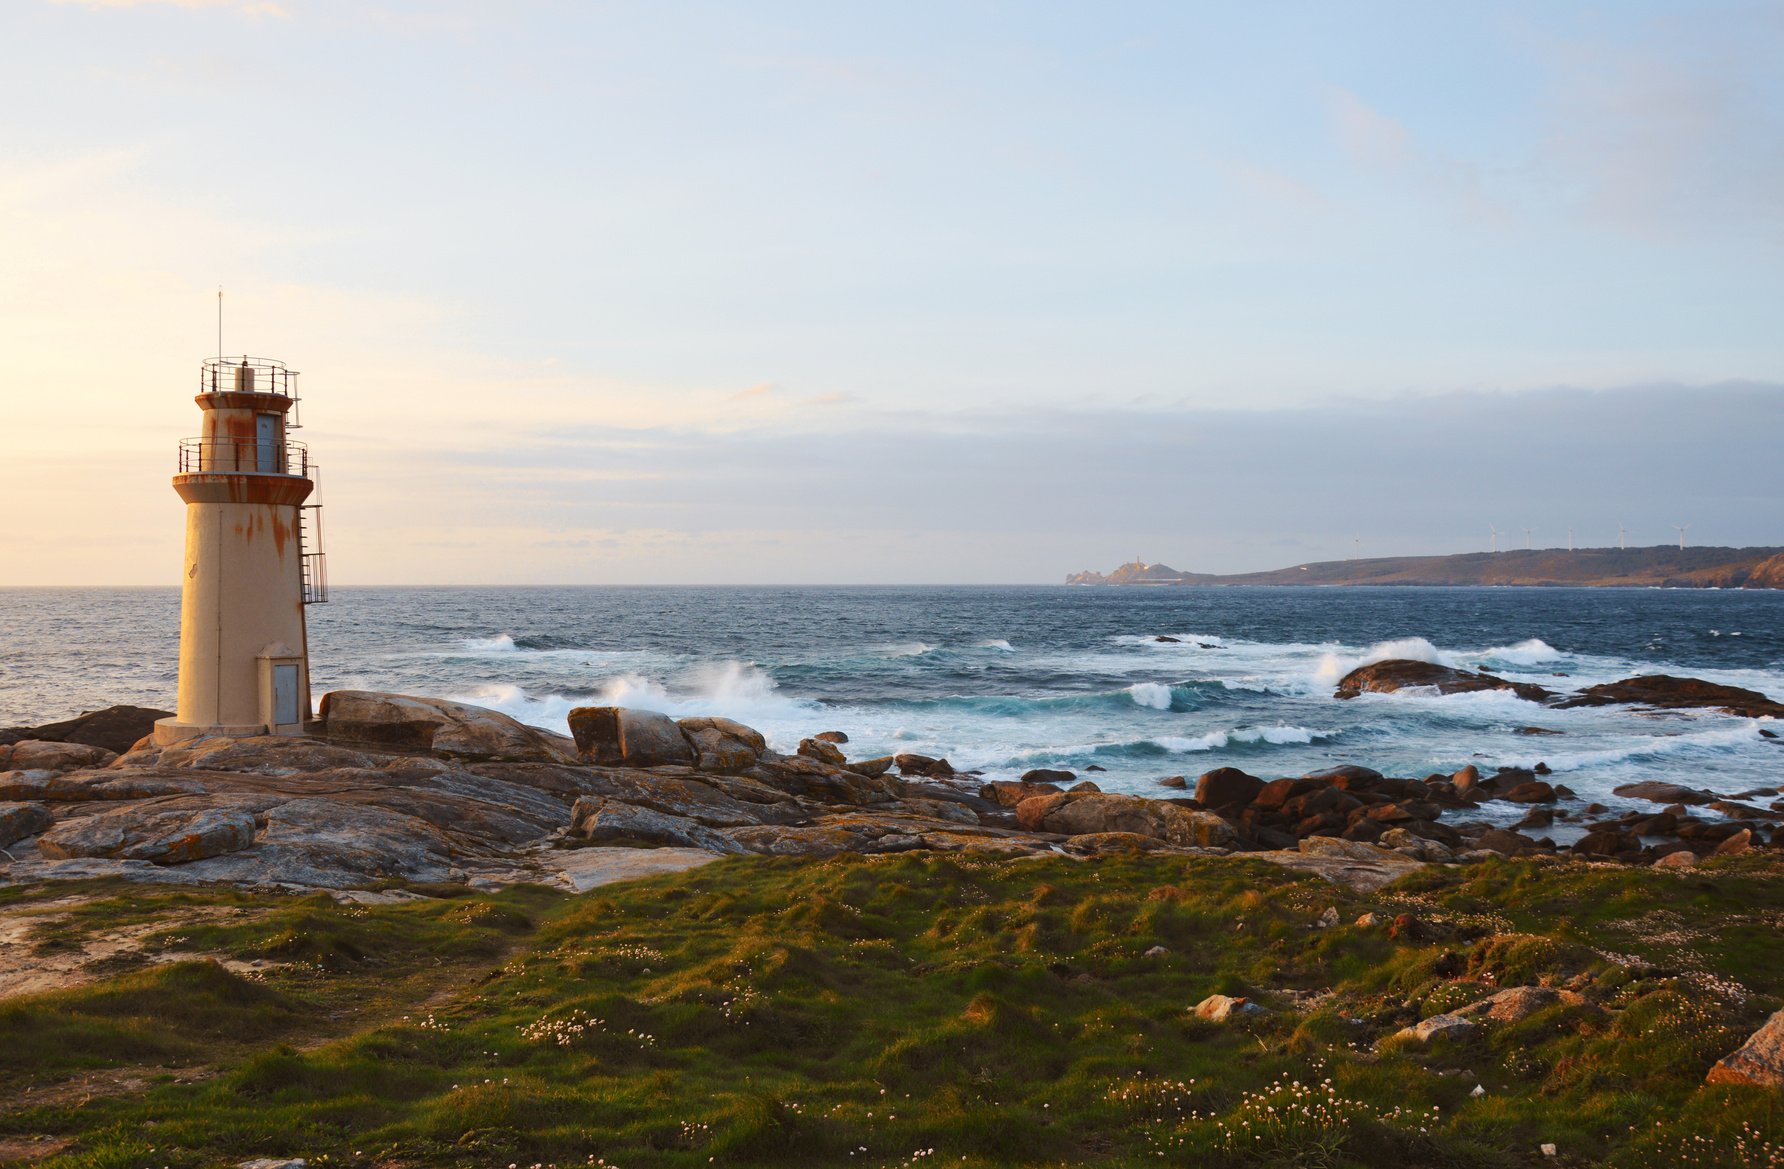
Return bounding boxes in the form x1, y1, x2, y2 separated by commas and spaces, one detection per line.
201, 356, 299, 398
178, 437, 311, 477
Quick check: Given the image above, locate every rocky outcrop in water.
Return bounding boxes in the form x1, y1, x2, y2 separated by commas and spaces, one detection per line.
1552, 675, 1784, 719
1334, 660, 1555, 702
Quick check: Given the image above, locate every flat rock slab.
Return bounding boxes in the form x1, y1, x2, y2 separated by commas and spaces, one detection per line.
539, 846, 722, 893
39, 806, 257, 864
1241, 843, 1425, 893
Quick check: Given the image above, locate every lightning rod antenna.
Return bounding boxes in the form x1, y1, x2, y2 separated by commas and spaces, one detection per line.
217, 287, 223, 360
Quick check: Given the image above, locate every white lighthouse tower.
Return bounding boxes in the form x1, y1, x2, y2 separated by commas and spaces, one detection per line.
153, 356, 328, 745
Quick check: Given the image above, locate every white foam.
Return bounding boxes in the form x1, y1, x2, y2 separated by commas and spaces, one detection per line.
1153, 725, 1325, 752
1476, 638, 1563, 666
1314, 636, 1446, 684
1127, 682, 1174, 710
462, 634, 518, 653
884, 642, 933, 658
450, 660, 816, 744
976, 639, 1015, 651
1503, 721, 1769, 773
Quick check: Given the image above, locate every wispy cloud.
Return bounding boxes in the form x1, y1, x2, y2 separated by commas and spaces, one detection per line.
729, 381, 776, 401
1328, 87, 1511, 226
1538, 36, 1784, 240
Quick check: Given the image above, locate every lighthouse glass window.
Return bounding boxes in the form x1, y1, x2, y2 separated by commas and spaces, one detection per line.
256, 414, 280, 472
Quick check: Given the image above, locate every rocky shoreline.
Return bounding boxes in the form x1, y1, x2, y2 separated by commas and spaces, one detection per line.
0, 658, 1777, 896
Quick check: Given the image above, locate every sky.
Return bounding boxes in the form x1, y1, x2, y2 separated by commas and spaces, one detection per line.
1, 0, 1780, 584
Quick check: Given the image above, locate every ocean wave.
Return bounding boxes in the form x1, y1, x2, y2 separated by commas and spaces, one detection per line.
1475, 637, 1562, 666
895, 682, 1226, 718
1127, 682, 1174, 710
450, 660, 815, 737
884, 642, 934, 658
975, 639, 1015, 651
1148, 725, 1330, 753
1502, 722, 1771, 773
462, 634, 518, 653
1314, 637, 1446, 685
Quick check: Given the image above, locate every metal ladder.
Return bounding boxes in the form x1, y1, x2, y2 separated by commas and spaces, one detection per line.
298, 504, 329, 604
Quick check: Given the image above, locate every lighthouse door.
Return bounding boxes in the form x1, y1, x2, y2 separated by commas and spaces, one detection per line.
256, 414, 280, 472
272, 664, 300, 727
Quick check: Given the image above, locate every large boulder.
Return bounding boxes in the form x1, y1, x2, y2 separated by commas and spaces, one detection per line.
797, 738, 847, 767
320, 691, 577, 763
11, 706, 171, 754
0, 802, 52, 847
1556, 675, 1784, 719
1195, 767, 1264, 810
676, 717, 767, 773
1335, 660, 1553, 702
1613, 781, 1716, 806
566, 706, 695, 768
980, 779, 1064, 808
1, 740, 118, 773
1708, 1009, 1784, 1087
1014, 792, 1238, 848
38, 804, 257, 864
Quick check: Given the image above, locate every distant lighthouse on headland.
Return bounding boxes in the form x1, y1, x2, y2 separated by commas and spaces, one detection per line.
152, 356, 328, 745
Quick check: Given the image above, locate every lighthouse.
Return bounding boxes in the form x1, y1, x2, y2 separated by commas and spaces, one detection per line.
153, 356, 328, 746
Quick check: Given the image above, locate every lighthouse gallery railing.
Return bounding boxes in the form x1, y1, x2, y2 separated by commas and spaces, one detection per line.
178, 438, 311, 477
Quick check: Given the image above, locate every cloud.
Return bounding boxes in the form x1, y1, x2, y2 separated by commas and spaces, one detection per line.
1328, 87, 1510, 226
49, 0, 288, 14
729, 381, 776, 401
349, 382, 1781, 584
1538, 38, 1784, 240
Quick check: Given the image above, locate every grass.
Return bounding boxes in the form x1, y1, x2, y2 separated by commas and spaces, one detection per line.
2, 853, 1784, 1167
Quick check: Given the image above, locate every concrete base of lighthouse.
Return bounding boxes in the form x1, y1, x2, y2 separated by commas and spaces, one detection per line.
151, 717, 279, 746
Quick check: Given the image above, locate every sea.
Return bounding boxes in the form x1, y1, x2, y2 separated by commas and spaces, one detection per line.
3, 586, 1780, 825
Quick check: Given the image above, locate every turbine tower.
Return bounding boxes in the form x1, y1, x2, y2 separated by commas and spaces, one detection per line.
1674, 524, 1690, 551
1617, 522, 1626, 551
1353, 535, 1361, 559
1489, 523, 1499, 553
1523, 527, 1533, 550
1567, 527, 1574, 552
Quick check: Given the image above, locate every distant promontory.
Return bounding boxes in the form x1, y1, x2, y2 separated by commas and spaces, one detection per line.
1066, 546, 1784, 589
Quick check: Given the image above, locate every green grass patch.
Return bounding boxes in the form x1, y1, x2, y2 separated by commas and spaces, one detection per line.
6, 853, 1784, 1166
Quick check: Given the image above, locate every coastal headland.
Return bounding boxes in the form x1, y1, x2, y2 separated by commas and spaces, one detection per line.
3, 672, 1784, 1165
1067, 546, 1784, 589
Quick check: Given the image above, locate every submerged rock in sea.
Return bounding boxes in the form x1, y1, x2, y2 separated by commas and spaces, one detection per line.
1334, 659, 1554, 702
1554, 675, 1784, 719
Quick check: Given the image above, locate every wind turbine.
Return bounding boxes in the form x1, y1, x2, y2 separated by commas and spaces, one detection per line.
1523, 527, 1533, 550
1353, 535, 1362, 560
1674, 523, 1690, 551
1489, 523, 1499, 553
1567, 527, 1574, 551
1617, 522, 1626, 551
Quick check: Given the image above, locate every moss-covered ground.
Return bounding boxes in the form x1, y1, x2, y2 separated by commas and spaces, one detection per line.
4, 852, 1784, 1168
